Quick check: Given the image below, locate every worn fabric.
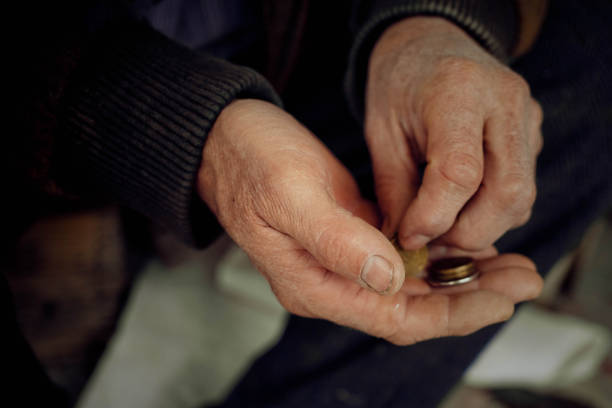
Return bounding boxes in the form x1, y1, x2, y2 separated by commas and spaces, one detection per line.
216, 1, 612, 407
7, 0, 612, 407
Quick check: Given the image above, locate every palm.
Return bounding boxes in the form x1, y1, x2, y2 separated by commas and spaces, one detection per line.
254, 151, 541, 345
200, 99, 542, 345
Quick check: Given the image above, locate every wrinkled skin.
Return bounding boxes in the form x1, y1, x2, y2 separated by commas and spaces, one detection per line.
198, 97, 542, 345
366, 17, 543, 253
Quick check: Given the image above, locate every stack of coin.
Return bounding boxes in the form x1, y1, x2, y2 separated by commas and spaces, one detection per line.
390, 236, 428, 278
427, 257, 479, 287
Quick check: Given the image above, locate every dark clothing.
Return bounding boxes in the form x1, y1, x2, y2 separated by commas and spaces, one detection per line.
5, 0, 612, 407
217, 1, 612, 407
10, 0, 519, 247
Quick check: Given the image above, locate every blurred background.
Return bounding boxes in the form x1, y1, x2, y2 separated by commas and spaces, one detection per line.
4, 206, 611, 408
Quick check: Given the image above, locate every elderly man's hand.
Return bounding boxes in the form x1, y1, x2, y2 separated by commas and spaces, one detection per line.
366, 17, 543, 252
197, 99, 541, 344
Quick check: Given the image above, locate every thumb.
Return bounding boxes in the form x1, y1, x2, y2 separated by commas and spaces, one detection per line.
366, 118, 421, 237
280, 191, 409, 295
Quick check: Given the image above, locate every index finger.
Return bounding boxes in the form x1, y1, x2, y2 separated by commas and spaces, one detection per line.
398, 102, 485, 250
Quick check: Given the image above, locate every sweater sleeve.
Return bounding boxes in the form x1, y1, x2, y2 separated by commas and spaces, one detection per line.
344, 0, 518, 121
55, 22, 282, 246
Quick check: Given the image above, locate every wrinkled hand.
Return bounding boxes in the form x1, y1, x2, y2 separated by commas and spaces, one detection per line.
197, 99, 542, 344
366, 17, 543, 252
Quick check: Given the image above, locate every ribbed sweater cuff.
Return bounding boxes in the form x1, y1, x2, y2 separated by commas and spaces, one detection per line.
345, 0, 518, 121
60, 23, 282, 246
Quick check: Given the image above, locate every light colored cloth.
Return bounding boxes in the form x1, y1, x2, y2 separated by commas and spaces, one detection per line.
465, 304, 611, 388
77, 237, 286, 408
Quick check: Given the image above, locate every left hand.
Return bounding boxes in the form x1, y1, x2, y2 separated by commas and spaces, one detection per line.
365, 17, 543, 252
197, 100, 542, 345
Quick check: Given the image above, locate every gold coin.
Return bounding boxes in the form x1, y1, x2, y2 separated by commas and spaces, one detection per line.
427, 257, 479, 287
391, 236, 428, 277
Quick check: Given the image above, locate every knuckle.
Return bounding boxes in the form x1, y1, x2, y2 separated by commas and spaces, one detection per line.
415, 208, 452, 237
496, 73, 531, 112
497, 175, 536, 216
501, 71, 531, 98
515, 208, 533, 227
379, 298, 418, 345
375, 313, 402, 342
384, 295, 452, 345
439, 151, 483, 191
498, 174, 527, 201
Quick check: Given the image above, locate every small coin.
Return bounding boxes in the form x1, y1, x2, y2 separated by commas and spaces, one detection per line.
390, 236, 428, 278
427, 257, 479, 287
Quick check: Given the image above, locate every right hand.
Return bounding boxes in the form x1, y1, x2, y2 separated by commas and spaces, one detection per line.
365, 17, 543, 253
197, 99, 542, 345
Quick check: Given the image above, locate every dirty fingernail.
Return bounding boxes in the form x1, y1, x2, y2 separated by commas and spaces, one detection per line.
361, 255, 395, 294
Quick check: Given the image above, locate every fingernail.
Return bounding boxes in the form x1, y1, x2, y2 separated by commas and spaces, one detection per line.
401, 234, 430, 249
361, 255, 395, 294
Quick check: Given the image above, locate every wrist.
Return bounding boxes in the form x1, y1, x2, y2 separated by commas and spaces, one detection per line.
197, 99, 286, 205
371, 16, 475, 64
345, 0, 518, 122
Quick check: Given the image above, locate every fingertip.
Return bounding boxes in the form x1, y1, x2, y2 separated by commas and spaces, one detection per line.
449, 291, 514, 336
356, 227, 408, 295
500, 298, 516, 322
476, 254, 543, 303
399, 233, 431, 251
515, 254, 538, 272
387, 262, 406, 295
385, 250, 407, 296
476, 253, 536, 271
520, 267, 543, 301
360, 253, 405, 295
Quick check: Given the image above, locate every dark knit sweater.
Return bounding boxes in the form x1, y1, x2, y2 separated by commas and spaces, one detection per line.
14, 0, 518, 247
59, 23, 282, 245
